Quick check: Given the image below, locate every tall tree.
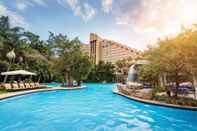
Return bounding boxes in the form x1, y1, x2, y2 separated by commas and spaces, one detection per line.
140, 25, 197, 97
49, 33, 92, 86
87, 61, 115, 82
0, 16, 55, 82
0, 16, 24, 59
71, 54, 92, 86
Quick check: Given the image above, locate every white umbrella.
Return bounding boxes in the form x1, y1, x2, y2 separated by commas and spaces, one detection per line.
1, 70, 36, 76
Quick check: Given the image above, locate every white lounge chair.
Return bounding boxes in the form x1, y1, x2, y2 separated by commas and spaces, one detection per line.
35, 82, 45, 88
3, 83, 12, 90
12, 83, 19, 90
25, 83, 31, 89
35, 82, 40, 88
30, 83, 36, 89
19, 82, 25, 89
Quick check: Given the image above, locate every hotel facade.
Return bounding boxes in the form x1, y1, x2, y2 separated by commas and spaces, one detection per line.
82, 33, 140, 64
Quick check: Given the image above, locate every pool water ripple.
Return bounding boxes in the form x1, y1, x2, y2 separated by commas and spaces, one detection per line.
0, 83, 197, 131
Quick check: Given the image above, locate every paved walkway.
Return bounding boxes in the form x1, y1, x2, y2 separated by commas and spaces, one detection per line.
0, 86, 85, 100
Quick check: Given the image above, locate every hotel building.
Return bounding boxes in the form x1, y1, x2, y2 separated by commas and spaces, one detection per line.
83, 33, 140, 64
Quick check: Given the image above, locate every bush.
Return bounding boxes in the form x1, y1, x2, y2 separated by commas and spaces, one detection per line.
153, 95, 197, 106
152, 86, 166, 98
0, 60, 9, 72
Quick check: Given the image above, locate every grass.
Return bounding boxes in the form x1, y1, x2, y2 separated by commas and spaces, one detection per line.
0, 89, 7, 94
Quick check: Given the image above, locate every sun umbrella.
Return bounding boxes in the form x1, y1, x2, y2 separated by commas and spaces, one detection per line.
1, 70, 36, 76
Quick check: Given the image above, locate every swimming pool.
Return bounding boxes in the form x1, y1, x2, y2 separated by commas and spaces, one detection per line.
46, 82, 78, 87
45, 82, 62, 87
0, 83, 196, 131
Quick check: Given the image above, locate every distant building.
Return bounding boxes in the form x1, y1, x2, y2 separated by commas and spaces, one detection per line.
82, 33, 140, 64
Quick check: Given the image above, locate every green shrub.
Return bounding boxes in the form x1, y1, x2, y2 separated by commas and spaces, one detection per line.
152, 86, 166, 98
153, 95, 197, 106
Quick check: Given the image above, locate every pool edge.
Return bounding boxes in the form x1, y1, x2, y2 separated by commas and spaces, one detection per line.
113, 87, 197, 111
0, 86, 86, 101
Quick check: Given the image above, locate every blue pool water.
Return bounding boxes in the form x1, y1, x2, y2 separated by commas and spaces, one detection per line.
46, 82, 77, 87
0, 83, 197, 131
45, 82, 62, 87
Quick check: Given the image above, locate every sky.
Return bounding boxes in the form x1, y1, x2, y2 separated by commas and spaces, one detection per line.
0, 0, 197, 50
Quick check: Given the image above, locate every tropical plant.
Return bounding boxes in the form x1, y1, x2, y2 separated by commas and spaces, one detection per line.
49, 33, 92, 86
0, 16, 55, 83
71, 54, 92, 86
87, 61, 115, 82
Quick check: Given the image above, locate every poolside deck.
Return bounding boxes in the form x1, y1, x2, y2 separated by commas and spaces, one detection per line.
0, 86, 85, 100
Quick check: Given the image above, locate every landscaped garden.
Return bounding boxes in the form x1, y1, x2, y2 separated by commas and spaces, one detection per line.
116, 25, 197, 108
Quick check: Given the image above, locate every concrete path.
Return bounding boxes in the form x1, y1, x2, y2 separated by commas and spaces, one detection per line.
0, 86, 85, 100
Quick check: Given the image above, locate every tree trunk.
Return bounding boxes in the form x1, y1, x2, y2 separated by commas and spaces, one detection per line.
175, 81, 179, 98
174, 72, 180, 98
192, 74, 197, 99
62, 74, 66, 86
77, 81, 81, 86
67, 73, 73, 87
159, 74, 164, 87
3, 60, 12, 83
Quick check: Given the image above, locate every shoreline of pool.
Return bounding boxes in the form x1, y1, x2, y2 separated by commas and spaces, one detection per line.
113, 87, 197, 111
0, 86, 85, 100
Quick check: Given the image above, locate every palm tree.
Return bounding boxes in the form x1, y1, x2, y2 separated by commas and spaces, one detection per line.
3, 49, 16, 82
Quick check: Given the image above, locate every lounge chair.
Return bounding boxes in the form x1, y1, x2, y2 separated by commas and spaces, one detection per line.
35, 82, 45, 88
19, 82, 26, 89
24, 83, 31, 89
12, 83, 19, 90
0, 84, 4, 89
30, 83, 36, 89
3, 83, 12, 90
35, 82, 39, 88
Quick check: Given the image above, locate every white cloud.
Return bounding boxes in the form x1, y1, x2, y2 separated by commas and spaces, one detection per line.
80, 3, 96, 21
0, 4, 29, 28
32, 0, 47, 6
101, 0, 113, 13
113, 0, 197, 49
16, 2, 27, 10
57, 0, 96, 21
16, 0, 97, 21
16, 0, 47, 10
16, 0, 32, 10
115, 0, 197, 35
64, 0, 78, 9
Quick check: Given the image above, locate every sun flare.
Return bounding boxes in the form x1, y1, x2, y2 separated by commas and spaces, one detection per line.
163, 0, 197, 36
